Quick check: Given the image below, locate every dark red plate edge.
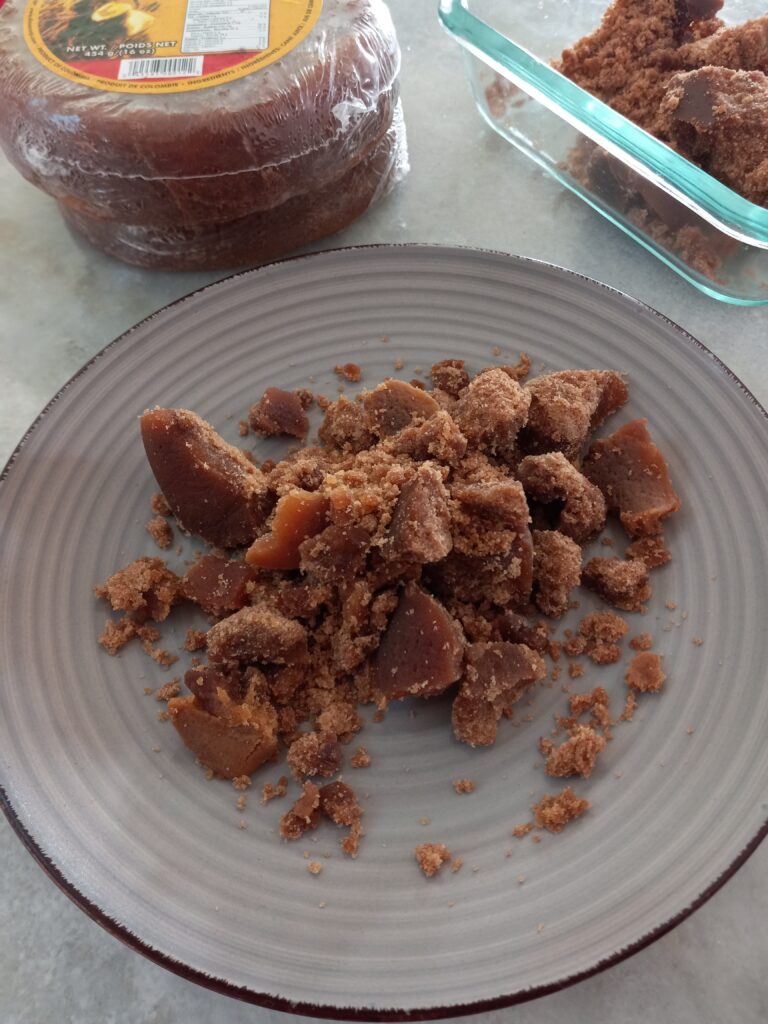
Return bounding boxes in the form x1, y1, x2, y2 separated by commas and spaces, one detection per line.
2, 243, 767, 1021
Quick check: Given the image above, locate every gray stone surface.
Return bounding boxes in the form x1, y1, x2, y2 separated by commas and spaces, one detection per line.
1, 1, 767, 1021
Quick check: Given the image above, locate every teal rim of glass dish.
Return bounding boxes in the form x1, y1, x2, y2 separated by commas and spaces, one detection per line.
439, 0, 768, 249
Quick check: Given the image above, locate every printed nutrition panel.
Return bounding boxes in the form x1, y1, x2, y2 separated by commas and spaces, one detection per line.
182, 0, 271, 53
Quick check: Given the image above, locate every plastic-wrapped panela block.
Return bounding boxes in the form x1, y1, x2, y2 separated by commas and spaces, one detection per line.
57, 103, 409, 270
0, 0, 406, 268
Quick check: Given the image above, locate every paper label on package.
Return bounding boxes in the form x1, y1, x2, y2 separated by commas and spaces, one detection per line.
23, 0, 321, 94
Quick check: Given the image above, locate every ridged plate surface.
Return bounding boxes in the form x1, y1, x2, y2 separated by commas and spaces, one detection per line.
2, 246, 768, 1018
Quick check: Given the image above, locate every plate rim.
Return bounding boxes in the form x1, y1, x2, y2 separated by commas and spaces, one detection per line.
2, 242, 767, 1020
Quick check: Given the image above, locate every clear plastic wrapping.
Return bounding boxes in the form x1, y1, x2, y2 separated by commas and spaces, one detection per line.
0, 0, 406, 267
58, 101, 409, 269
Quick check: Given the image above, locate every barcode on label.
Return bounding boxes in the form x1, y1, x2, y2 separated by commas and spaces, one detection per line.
118, 56, 205, 80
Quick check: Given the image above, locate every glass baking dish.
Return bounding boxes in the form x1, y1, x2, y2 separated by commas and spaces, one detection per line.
439, 0, 768, 305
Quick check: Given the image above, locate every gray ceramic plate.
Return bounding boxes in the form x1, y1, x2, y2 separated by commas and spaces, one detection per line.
2, 246, 768, 1020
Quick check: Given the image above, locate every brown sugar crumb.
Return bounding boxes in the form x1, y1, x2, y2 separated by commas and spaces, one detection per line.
155, 679, 181, 702
512, 821, 534, 838
232, 775, 252, 792
630, 632, 653, 652
551, 665, 562, 682
415, 843, 452, 878
350, 746, 371, 768
626, 535, 672, 569
236, 794, 247, 811
157, 709, 171, 722
287, 732, 342, 779
568, 662, 585, 679
280, 781, 321, 840
692, 636, 704, 647
563, 635, 587, 657
619, 692, 638, 722
308, 861, 323, 875
394, 358, 404, 371
545, 724, 606, 779
319, 781, 364, 857
570, 686, 612, 738
315, 702, 362, 743
452, 778, 476, 794
146, 515, 173, 550
533, 788, 590, 833
238, 420, 249, 437
665, 600, 678, 610
578, 611, 629, 664
583, 557, 651, 612
429, 359, 469, 397
334, 363, 363, 383
600, 536, 615, 547
626, 652, 666, 693
341, 822, 365, 858
420, 817, 431, 827
150, 491, 172, 516
95, 557, 180, 622
148, 647, 178, 668
184, 629, 208, 653
98, 616, 140, 655
498, 352, 531, 383
451, 856, 464, 873
261, 775, 288, 804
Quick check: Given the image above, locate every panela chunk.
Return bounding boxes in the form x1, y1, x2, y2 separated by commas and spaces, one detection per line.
168, 693, 277, 779
584, 419, 680, 537
363, 379, 439, 437
386, 464, 452, 564
140, 408, 272, 548
661, 67, 768, 207
300, 524, 371, 581
518, 452, 606, 543
287, 732, 342, 779
453, 368, 531, 455
249, 387, 309, 440
521, 370, 628, 461
181, 555, 255, 615
373, 584, 464, 699
280, 781, 321, 840
384, 410, 468, 466
626, 651, 667, 692
246, 490, 330, 570
432, 477, 533, 607
583, 556, 652, 612
207, 606, 309, 667
318, 396, 375, 453
556, 0, 725, 136
453, 642, 546, 747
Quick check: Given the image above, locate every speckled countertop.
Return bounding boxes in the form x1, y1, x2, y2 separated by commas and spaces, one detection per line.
2, 1, 768, 1022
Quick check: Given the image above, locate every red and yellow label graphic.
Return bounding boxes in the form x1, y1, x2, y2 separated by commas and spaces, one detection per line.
23, 0, 322, 93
